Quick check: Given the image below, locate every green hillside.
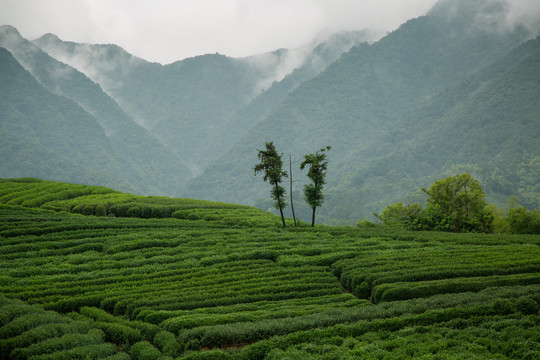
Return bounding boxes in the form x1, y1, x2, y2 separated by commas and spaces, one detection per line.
0, 178, 539, 359
2, 0, 538, 225
182, 0, 540, 223
191, 31, 373, 168
0, 178, 279, 227
33, 30, 371, 173
0, 48, 139, 192
0, 127, 128, 191
346, 36, 540, 214
0, 25, 191, 196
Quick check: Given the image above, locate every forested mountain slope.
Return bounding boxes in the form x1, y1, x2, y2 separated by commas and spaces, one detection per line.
33, 31, 371, 172
0, 47, 133, 192
0, 25, 191, 195
191, 31, 374, 170
1, 0, 538, 224
346, 36, 540, 215
182, 0, 539, 223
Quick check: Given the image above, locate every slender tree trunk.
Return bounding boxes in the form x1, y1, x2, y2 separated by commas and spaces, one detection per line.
273, 183, 286, 228
279, 207, 286, 228
289, 155, 297, 227
311, 178, 318, 227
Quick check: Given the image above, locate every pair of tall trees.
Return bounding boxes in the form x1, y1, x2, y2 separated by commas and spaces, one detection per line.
254, 142, 330, 227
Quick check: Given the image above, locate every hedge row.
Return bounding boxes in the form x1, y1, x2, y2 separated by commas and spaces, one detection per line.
178, 294, 540, 350
333, 244, 540, 299
372, 272, 540, 303
230, 296, 539, 360
0, 295, 120, 360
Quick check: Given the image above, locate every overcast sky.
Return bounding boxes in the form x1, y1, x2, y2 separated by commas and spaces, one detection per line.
1, 0, 538, 64
0, 0, 443, 63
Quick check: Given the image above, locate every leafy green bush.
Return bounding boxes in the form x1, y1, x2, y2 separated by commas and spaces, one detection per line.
84, 321, 140, 346
82, 204, 96, 216
153, 331, 180, 357
508, 206, 540, 234
9, 328, 104, 360
130, 341, 165, 360
516, 296, 539, 315
28, 343, 118, 359
95, 204, 107, 216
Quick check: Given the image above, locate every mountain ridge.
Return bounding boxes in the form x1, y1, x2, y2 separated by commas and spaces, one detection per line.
1, 0, 538, 223
181, 0, 540, 223
0, 26, 190, 195
32, 28, 375, 172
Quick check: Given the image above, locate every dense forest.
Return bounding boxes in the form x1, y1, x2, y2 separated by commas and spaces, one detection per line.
1, 0, 539, 224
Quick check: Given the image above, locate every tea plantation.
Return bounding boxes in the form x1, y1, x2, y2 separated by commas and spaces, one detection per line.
0, 178, 539, 359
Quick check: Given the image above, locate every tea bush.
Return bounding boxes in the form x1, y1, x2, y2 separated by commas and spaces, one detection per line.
1, 179, 539, 358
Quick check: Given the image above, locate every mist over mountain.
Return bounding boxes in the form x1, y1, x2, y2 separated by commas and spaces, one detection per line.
0, 25, 190, 195
1, 0, 539, 223
0, 46, 133, 191
33, 29, 373, 173
181, 0, 540, 223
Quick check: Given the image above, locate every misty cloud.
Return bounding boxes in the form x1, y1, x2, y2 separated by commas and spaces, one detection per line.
2, 0, 439, 64
34, 34, 138, 95
502, 0, 540, 35
2, 0, 540, 65
0, 25, 47, 83
243, 29, 378, 95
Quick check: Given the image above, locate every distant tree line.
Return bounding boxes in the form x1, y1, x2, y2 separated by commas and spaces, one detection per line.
373, 173, 540, 234
254, 142, 331, 227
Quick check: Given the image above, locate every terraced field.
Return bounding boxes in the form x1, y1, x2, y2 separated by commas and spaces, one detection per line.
0, 178, 539, 359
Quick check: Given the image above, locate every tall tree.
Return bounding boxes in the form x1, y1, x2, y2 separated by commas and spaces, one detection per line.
300, 146, 331, 227
254, 142, 288, 228
289, 154, 297, 227
423, 173, 490, 232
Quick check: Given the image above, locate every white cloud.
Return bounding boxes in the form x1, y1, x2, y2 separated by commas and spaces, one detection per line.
16, 0, 540, 65
503, 0, 540, 34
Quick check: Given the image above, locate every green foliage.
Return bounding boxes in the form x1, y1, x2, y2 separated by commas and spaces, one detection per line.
0, 178, 280, 227
374, 202, 422, 228
423, 173, 490, 232
507, 198, 540, 234
0, 180, 539, 359
153, 331, 180, 357
300, 146, 331, 226
377, 174, 494, 233
354, 219, 379, 228
0, 295, 119, 360
334, 243, 540, 302
254, 142, 288, 227
9, 329, 105, 360
129, 341, 167, 360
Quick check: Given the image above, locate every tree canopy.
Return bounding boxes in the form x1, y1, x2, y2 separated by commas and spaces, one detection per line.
423, 173, 490, 232
300, 146, 331, 227
376, 173, 493, 233
254, 142, 288, 227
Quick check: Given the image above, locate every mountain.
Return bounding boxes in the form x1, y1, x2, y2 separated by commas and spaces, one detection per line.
334, 35, 540, 219
33, 30, 374, 173
0, 47, 133, 191
181, 0, 540, 223
0, 25, 191, 195
2, 0, 538, 224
